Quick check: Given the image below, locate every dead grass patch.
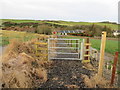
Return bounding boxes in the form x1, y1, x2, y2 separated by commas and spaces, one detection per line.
83, 63, 97, 71
81, 74, 110, 88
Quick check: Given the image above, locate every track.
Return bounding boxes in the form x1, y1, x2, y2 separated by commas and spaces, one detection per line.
40, 39, 94, 88
40, 60, 94, 88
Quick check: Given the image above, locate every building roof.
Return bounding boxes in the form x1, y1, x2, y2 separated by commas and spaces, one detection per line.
113, 30, 120, 33
58, 30, 84, 33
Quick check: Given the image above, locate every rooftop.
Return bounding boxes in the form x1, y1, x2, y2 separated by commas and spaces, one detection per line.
57, 30, 85, 33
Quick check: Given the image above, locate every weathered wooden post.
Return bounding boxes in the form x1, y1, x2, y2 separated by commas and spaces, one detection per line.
118, 2, 120, 87
110, 52, 119, 86
76, 40, 78, 52
98, 31, 106, 76
118, 51, 120, 87
80, 39, 85, 60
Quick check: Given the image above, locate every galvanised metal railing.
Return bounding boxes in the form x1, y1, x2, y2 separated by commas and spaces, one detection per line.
48, 38, 83, 60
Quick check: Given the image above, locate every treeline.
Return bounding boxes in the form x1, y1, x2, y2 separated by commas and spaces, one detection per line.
2, 22, 114, 37
100, 21, 117, 24
70, 24, 113, 37
2, 22, 68, 35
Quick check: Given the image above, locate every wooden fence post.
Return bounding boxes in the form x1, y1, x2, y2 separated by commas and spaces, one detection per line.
98, 31, 106, 76
82, 38, 91, 63
80, 39, 85, 60
110, 52, 119, 86
118, 51, 120, 87
76, 40, 78, 52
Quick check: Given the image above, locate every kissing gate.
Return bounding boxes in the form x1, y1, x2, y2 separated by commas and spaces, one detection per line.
35, 37, 98, 62
48, 38, 84, 61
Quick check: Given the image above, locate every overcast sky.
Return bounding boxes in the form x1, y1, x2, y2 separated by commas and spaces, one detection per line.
0, 0, 119, 22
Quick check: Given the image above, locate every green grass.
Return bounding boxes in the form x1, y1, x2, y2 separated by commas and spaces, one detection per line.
0, 30, 45, 46
90, 39, 118, 54
1, 19, 119, 30
65, 36, 118, 55
1, 30, 118, 54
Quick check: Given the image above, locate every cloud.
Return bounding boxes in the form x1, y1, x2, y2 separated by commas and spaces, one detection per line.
0, 0, 119, 22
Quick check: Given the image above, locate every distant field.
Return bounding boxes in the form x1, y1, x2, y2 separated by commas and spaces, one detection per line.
65, 36, 118, 55
50, 21, 118, 30
1, 19, 119, 30
0, 30, 118, 54
0, 30, 46, 46
1, 19, 43, 23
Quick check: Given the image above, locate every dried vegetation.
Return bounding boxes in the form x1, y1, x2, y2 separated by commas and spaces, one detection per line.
1, 36, 52, 88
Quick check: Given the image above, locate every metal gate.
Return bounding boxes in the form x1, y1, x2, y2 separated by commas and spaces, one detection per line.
48, 38, 83, 60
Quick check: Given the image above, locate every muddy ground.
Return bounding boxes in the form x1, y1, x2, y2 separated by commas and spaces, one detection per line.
40, 60, 95, 88
1, 38, 116, 88
39, 53, 114, 88
39, 40, 115, 88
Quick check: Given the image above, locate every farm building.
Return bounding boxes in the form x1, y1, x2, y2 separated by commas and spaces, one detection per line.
57, 30, 85, 35
113, 30, 120, 36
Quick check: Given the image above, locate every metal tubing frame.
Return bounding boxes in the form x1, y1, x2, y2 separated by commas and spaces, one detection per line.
49, 38, 80, 40
48, 38, 82, 60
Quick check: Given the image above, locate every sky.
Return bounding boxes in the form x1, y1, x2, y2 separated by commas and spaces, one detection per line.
0, 0, 119, 22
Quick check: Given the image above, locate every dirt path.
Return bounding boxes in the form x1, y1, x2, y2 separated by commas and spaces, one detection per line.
40, 60, 95, 88
40, 38, 115, 88
40, 53, 114, 88
40, 39, 95, 88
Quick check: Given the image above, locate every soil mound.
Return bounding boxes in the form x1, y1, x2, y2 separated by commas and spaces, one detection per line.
1, 39, 51, 88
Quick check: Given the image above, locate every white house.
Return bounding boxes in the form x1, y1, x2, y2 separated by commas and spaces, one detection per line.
113, 30, 120, 36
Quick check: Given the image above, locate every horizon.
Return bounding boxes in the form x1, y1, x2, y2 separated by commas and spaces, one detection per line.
0, 18, 118, 23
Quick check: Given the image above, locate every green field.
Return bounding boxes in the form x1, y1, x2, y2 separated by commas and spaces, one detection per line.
0, 30, 118, 54
90, 39, 118, 54
1, 19, 43, 23
65, 36, 118, 55
1, 19, 119, 30
49, 21, 119, 30
0, 30, 46, 46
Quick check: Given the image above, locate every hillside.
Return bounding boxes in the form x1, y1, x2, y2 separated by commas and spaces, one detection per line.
1, 19, 119, 30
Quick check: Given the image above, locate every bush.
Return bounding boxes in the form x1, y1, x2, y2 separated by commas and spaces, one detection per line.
36, 25, 52, 35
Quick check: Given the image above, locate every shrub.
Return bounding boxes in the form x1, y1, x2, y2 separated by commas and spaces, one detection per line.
36, 25, 52, 35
